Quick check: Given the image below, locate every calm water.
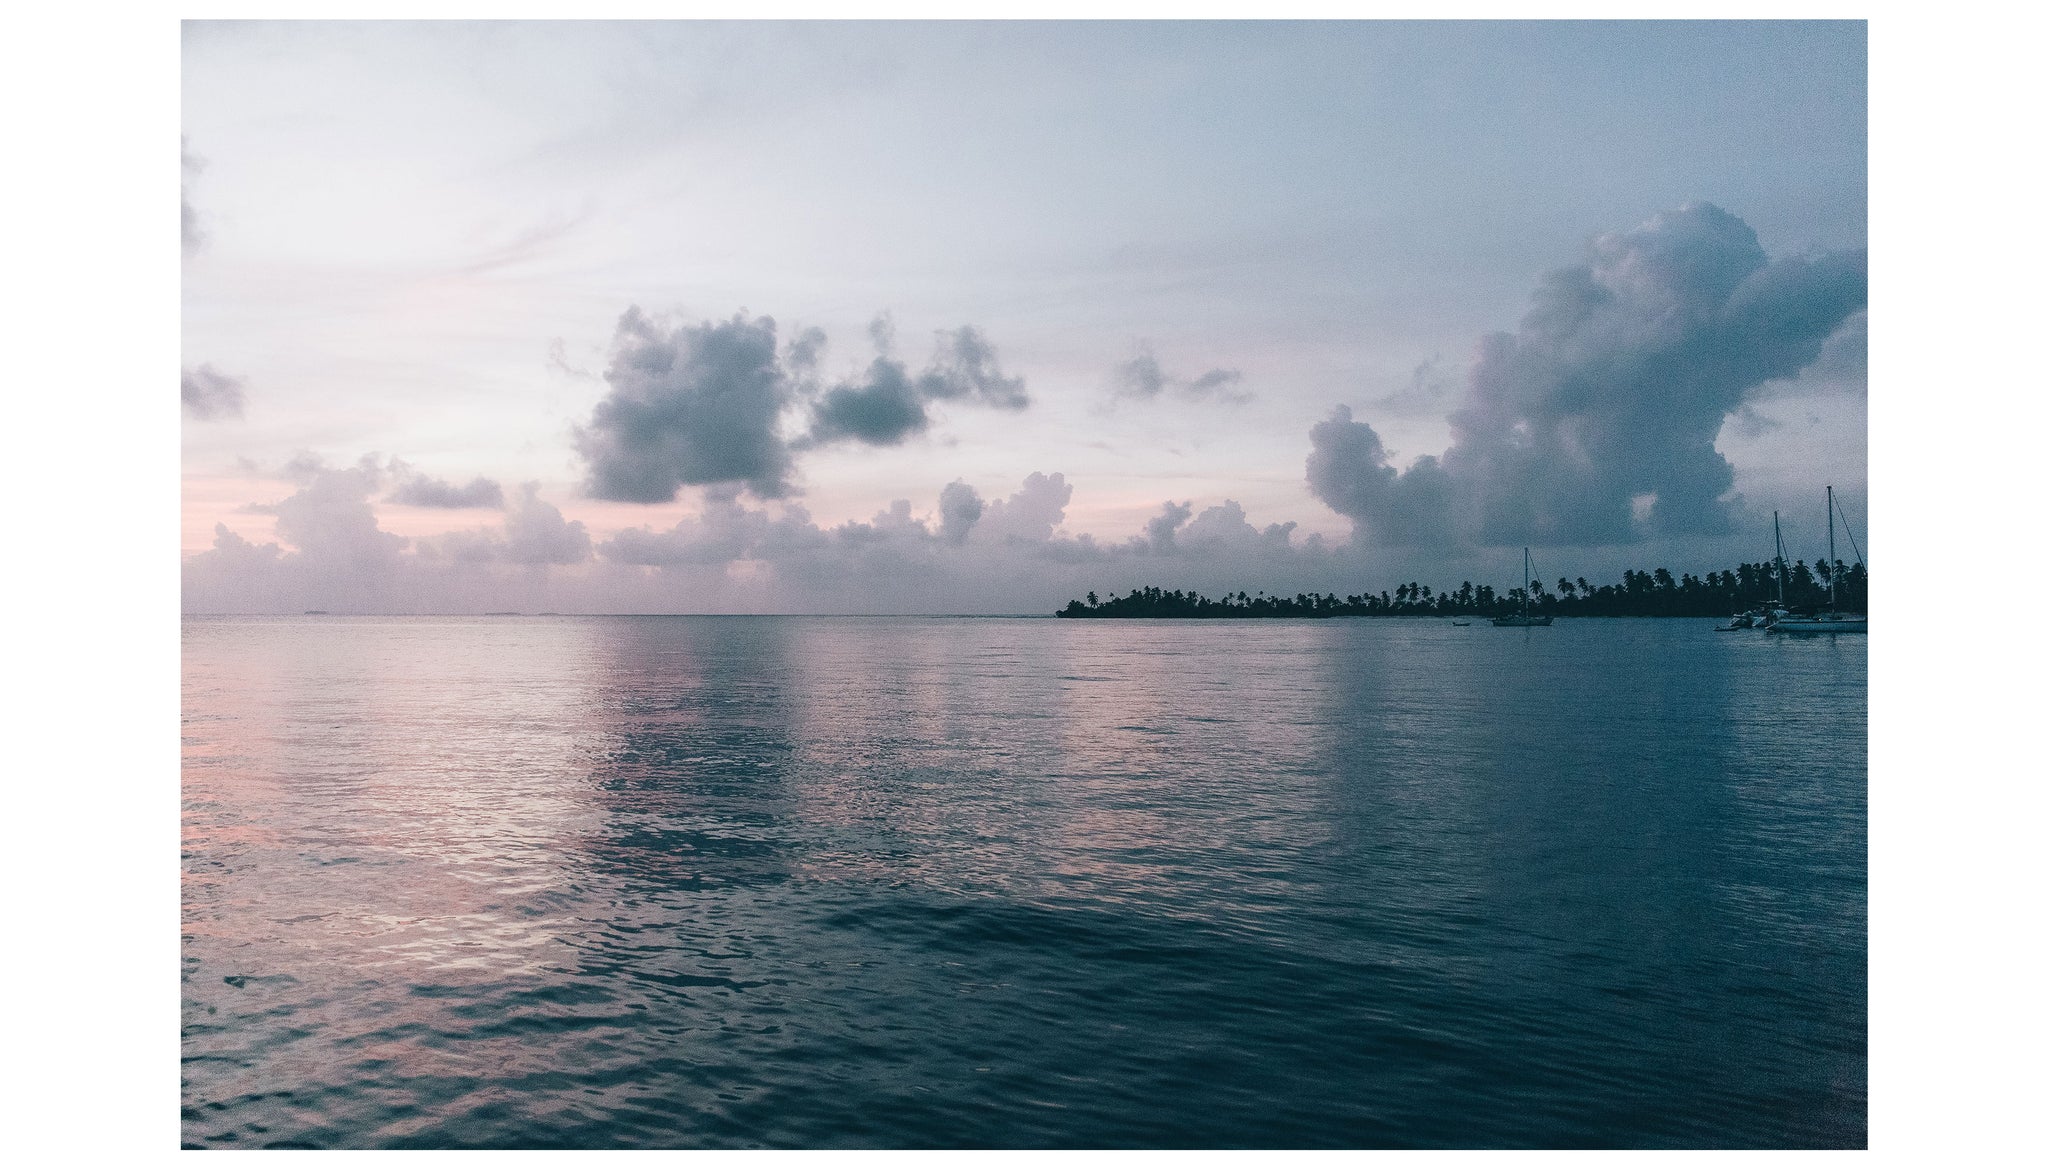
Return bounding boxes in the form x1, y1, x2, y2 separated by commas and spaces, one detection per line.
181, 616, 1865, 1148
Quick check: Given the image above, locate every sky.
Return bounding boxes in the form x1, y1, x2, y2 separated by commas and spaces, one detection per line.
180, 19, 1868, 614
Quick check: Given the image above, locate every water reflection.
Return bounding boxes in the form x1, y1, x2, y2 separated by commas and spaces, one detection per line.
184, 615, 1865, 1148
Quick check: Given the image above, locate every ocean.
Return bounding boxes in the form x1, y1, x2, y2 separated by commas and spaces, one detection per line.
181, 615, 1866, 1148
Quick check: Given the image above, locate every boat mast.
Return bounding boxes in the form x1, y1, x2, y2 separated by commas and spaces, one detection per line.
1523, 547, 1531, 618
1826, 485, 1837, 611
1771, 512, 1785, 607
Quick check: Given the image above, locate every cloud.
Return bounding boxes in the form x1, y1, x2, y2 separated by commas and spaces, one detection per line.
577, 309, 1032, 501
584, 472, 1341, 607
1183, 368, 1249, 403
182, 137, 205, 254
937, 481, 983, 545
784, 325, 829, 375
1362, 355, 1455, 419
181, 364, 246, 420
386, 461, 505, 509
1754, 308, 1865, 401
188, 464, 1368, 615
1178, 498, 1301, 555
974, 471, 1071, 544
1307, 202, 1867, 547
427, 484, 592, 564
1110, 344, 1250, 406
804, 320, 1030, 447
546, 337, 598, 381
576, 309, 799, 502
808, 355, 932, 445
1305, 407, 1457, 548
921, 325, 1029, 408
1142, 500, 1195, 554
598, 492, 770, 567
258, 460, 408, 566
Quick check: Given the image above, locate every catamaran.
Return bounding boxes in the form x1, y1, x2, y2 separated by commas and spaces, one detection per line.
1768, 486, 1866, 635
1491, 547, 1553, 627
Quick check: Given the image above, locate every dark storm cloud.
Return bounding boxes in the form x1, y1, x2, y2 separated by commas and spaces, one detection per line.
575, 309, 798, 502
1110, 345, 1249, 406
1307, 203, 1867, 547
386, 461, 505, 509
1754, 309, 1865, 400
1305, 408, 1457, 548
577, 310, 1031, 500
181, 364, 245, 420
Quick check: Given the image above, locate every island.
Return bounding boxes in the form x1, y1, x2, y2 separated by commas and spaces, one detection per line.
1057, 559, 1867, 619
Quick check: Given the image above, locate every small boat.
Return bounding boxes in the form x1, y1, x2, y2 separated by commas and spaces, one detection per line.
1491, 548, 1554, 627
1450, 620, 1471, 627
1768, 486, 1866, 635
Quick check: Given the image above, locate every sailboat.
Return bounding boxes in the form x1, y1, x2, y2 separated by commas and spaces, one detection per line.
1768, 486, 1867, 635
1491, 548, 1554, 627
1727, 512, 1795, 629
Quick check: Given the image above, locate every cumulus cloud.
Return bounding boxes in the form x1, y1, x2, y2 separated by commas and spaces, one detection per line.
1755, 308, 1865, 400
1110, 344, 1249, 406
938, 481, 983, 545
386, 461, 505, 509
257, 459, 408, 567
1142, 500, 1195, 554
1306, 407, 1457, 547
805, 320, 1030, 447
576, 309, 797, 502
974, 471, 1072, 544
188, 463, 1364, 615
599, 492, 771, 567
427, 483, 591, 565
808, 355, 932, 445
189, 462, 608, 612
1178, 499, 1301, 555
577, 309, 1031, 501
1307, 203, 1866, 547
584, 472, 1340, 607
181, 364, 246, 420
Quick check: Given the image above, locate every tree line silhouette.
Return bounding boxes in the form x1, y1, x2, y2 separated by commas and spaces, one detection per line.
1056, 559, 1868, 619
